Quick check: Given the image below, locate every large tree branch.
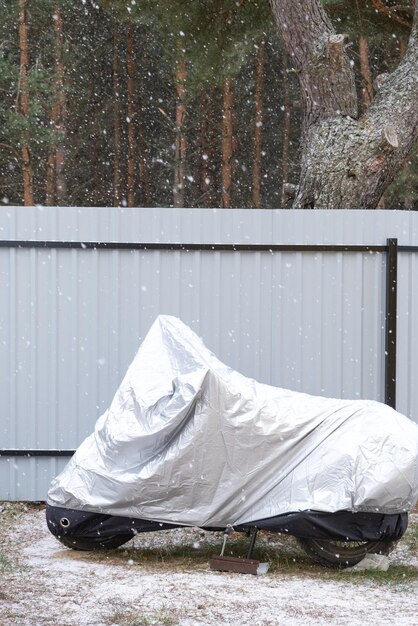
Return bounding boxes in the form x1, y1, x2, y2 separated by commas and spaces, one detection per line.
360, 2, 418, 182
269, 0, 358, 129
371, 0, 414, 29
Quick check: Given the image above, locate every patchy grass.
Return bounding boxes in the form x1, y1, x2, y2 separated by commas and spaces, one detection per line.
403, 518, 418, 552
0, 502, 24, 573
342, 565, 418, 585
0, 502, 39, 574
5, 502, 417, 589
53, 515, 418, 588
0, 550, 15, 573
104, 599, 178, 626
1, 505, 418, 625
58, 529, 312, 575
0, 589, 9, 601
0, 501, 25, 526
0, 500, 43, 530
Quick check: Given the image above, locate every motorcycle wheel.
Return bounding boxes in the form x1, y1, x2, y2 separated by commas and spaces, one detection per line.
297, 537, 394, 568
57, 534, 133, 551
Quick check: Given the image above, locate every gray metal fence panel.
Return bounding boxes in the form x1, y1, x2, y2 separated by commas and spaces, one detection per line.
1, 208, 418, 500
397, 250, 418, 419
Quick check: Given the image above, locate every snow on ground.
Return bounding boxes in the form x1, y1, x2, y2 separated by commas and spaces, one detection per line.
1, 505, 417, 626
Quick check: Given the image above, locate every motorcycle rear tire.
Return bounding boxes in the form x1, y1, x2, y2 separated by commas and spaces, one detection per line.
57, 534, 132, 551
297, 537, 394, 568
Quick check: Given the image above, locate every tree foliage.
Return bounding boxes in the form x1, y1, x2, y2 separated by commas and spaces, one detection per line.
0, 0, 416, 207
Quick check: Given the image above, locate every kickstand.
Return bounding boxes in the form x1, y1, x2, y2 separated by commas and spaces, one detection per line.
209, 524, 268, 575
220, 525, 233, 556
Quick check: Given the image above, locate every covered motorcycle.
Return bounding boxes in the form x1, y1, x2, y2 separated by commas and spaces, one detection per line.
46, 315, 418, 567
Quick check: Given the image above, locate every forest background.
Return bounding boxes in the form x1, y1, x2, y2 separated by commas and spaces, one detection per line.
1, 0, 417, 209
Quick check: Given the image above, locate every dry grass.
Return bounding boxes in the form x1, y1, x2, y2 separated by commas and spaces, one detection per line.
1, 501, 418, 586
1, 504, 418, 626
50, 519, 418, 585
103, 599, 178, 626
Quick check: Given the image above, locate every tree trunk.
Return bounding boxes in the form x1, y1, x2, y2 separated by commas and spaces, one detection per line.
269, 0, 418, 209
359, 34, 387, 208
221, 77, 234, 208
18, 0, 34, 206
91, 116, 100, 206
46, 104, 57, 206
359, 35, 373, 110
252, 40, 265, 209
113, 23, 122, 207
280, 52, 291, 207
137, 72, 151, 207
173, 42, 187, 208
198, 91, 216, 207
126, 22, 136, 208
137, 123, 151, 207
46, 6, 66, 206
399, 37, 412, 209
53, 5, 66, 205
199, 91, 210, 202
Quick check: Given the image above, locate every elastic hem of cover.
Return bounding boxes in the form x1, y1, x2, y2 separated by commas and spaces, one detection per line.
45, 505, 408, 542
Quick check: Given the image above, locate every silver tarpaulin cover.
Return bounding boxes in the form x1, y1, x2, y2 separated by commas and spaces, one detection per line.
48, 315, 418, 527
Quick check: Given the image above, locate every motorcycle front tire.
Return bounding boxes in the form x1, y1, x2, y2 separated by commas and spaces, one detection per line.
297, 537, 394, 568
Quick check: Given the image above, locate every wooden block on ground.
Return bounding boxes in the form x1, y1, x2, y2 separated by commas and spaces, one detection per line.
209, 555, 260, 575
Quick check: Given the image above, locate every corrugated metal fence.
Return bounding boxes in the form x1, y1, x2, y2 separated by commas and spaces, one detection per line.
1, 207, 418, 500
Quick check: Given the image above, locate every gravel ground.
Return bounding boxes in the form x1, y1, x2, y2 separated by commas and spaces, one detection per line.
0, 504, 417, 626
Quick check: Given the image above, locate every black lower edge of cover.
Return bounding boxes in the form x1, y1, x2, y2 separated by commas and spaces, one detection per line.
245, 509, 408, 541
46, 504, 408, 542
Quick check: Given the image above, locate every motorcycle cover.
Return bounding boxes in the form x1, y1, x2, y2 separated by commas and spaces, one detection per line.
47, 315, 418, 528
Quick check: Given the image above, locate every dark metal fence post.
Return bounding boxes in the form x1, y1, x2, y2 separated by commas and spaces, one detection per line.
385, 238, 398, 409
